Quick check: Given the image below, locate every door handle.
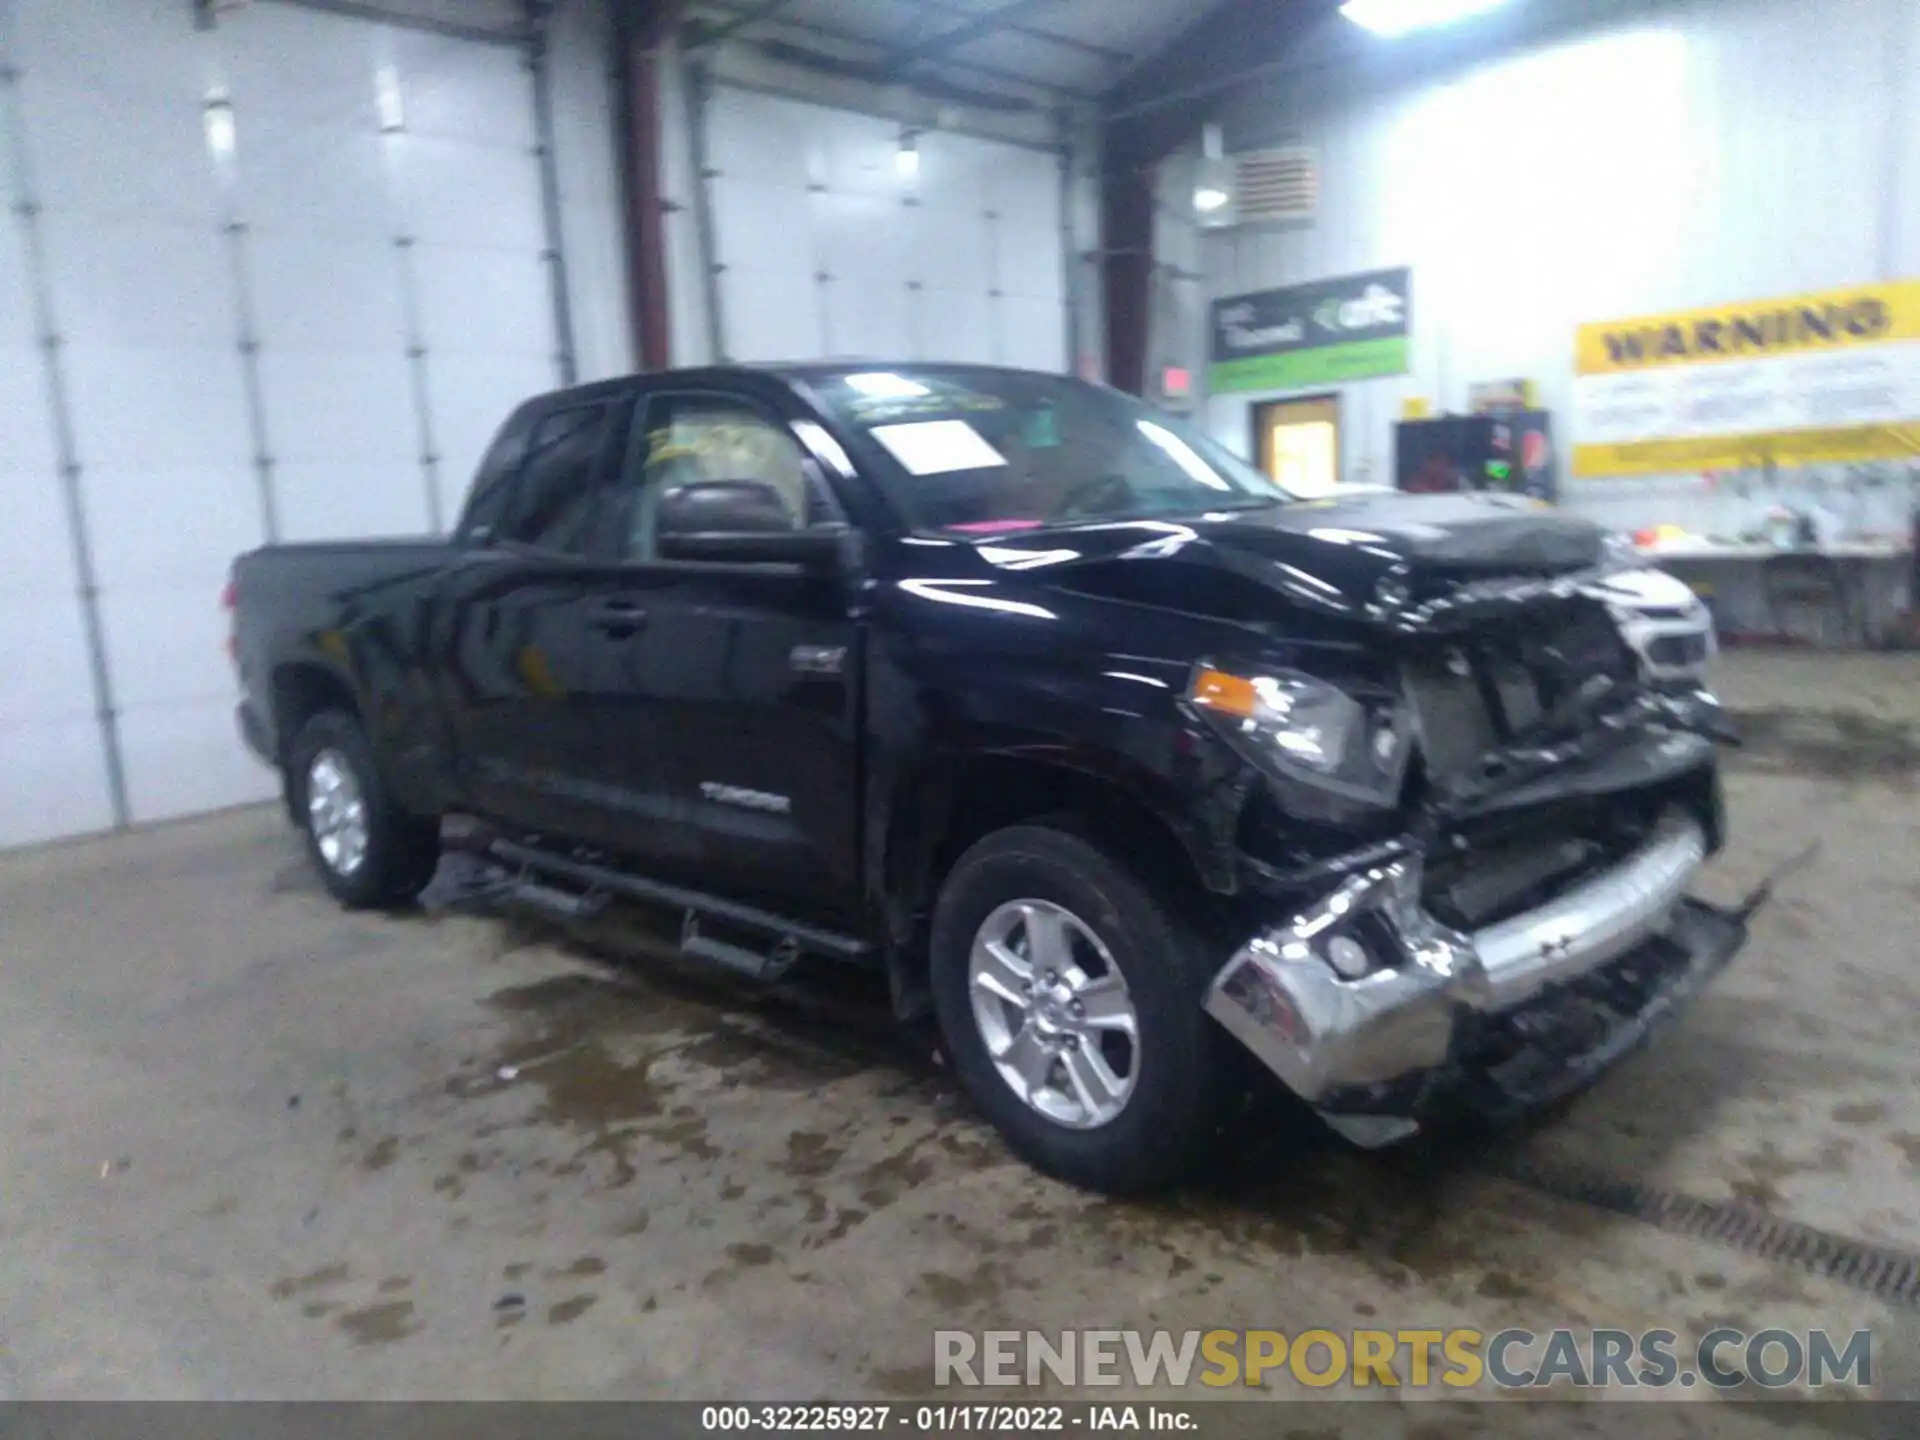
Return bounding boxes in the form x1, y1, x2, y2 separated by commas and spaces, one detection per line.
587, 599, 649, 634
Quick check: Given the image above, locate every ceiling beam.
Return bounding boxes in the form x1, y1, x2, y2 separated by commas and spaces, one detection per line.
1103, 0, 1342, 162
695, 0, 1097, 100
257, 0, 527, 46
696, 0, 798, 46
884, 0, 1130, 65
883, 0, 1065, 75
1116, 0, 1659, 124
1106, 0, 1342, 112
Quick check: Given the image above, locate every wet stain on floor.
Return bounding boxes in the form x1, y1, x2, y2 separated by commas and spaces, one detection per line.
649, 1114, 721, 1161
1727, 1141, 1818, 1210
1725, 707, 1920, 780
431, 936, 944, 1208
336, 1300, 418, 1346
812, 1206, 869, 1247
362, 1137, 400, 1171
442, 933, 1658, 1318
269, 1264, 350, 1301
547, 1295, 598, 1326
855, 1137, 939, 1209
917, 1263, 1014, 1308
780, 1132, 843, 1178
1832, 1101, 1889, 1126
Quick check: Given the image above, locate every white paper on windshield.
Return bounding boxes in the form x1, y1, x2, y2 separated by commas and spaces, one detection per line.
870, 420, 1007, 476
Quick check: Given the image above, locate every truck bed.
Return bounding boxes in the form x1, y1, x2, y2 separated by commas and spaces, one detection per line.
233, 537, 453, 602
230, 537, 457, 772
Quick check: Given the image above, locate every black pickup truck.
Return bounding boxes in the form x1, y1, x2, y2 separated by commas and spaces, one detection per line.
232, 362, 1750, 1193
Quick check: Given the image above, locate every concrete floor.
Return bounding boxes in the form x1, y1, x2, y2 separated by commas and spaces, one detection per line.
2, 651, 1918, 1429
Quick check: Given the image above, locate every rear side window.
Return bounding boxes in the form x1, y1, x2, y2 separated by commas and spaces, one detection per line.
456, 418, 532, 542
497, 403, 615, 554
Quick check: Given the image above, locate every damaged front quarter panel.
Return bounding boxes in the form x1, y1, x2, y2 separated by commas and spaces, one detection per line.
1203, 565, 1762, 1144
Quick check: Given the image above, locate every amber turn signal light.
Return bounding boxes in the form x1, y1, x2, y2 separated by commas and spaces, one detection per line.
1189, 667, 1257, 718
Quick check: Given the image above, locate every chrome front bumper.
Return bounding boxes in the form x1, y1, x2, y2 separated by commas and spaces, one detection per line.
1205, 810, 1731, 1126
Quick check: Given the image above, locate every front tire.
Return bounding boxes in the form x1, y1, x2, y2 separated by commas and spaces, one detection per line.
288, 711, 440, 909
928, 823, 1226, 1194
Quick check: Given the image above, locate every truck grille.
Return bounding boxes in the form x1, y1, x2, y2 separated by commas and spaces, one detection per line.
1405, 662, 1498, 779
1418, 789, 1667, 929
1406, 599, 1637, 784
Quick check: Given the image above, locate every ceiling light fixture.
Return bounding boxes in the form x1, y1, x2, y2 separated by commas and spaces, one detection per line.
376, 65, 405, 133
1340, 0, 1515, 38
1193, 121, 1235, 222
896, 129, 920, 177
202, 93, 236, 159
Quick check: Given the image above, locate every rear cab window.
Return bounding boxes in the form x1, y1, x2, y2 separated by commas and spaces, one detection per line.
463, 399, 625, 555
454, 414, 534, 544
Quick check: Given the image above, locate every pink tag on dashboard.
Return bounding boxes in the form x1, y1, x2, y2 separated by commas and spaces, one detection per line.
947, 519, 1046, 534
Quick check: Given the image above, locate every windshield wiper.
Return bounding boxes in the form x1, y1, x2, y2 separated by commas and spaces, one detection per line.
1199, 495, 1293, 512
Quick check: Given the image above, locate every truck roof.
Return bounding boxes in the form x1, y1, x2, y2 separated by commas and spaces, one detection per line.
525, 361, 1080, 411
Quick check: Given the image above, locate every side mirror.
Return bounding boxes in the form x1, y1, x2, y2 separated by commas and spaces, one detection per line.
655, 480, 846, 570
657, 479, 793, 536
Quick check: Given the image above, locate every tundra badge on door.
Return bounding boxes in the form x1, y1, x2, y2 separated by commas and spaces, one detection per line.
699, 782, 792, 815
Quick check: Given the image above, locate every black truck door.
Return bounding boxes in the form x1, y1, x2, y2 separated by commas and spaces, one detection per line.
587, 387, 863, 924
436, 396, 630, 839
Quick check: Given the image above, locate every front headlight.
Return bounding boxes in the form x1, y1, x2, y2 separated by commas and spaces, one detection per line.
1599, 530, 1641, 570
1188, 664, 1412, 807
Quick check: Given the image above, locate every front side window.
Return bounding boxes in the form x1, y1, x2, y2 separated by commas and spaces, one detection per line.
809, 368, 1293, 535
616, 393, 827, 560
497, 403, 615, 554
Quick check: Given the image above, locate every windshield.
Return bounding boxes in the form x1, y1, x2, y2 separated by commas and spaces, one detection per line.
809, 368, 1293, 535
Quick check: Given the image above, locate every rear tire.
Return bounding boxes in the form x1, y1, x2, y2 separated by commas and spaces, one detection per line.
928, 822, 1226, 1194
288, 711, 440, 909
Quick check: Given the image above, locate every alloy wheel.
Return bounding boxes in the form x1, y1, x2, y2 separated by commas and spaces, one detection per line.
306, 749, 369, 877
967, 898, 1140, 1129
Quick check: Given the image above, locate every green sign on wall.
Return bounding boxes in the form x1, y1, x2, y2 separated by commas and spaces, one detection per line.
1209, 268, 1412, 394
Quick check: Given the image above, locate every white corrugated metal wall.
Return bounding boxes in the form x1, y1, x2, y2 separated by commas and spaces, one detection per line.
0, 0, 628, 850
1192, 0, 1920, 523
548, 0, 632, 386
658, 40, 1084, 374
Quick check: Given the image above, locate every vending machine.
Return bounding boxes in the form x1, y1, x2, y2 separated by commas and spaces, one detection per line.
1394, 411, 1559, 504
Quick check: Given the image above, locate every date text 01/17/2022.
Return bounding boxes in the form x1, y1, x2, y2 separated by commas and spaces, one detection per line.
698, 1404, 1198, 1432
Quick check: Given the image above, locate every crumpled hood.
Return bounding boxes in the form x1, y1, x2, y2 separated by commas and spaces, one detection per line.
1220, 491, 1606, 571
970, 492, 1609, 626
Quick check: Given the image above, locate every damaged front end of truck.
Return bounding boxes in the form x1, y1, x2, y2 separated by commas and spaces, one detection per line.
1195, 560, 1763, 1146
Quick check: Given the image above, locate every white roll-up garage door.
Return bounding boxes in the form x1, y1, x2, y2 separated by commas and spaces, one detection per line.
700, 86, 1069, 372
0, 0, 566, 844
